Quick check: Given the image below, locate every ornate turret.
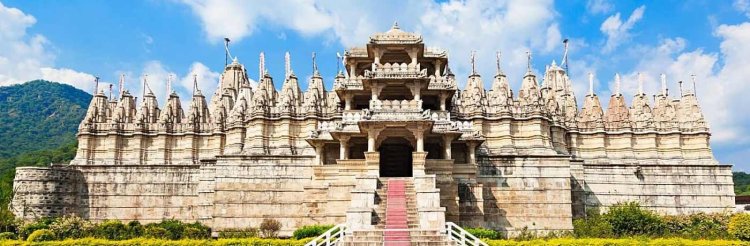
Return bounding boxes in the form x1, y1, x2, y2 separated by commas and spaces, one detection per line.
159, 92, 184, 124
369, 21, 423, 44
676, 75, 708, 131
303, 53, 327, 116
111, 91, 137, 124
517, 52, 543, 115
605, 74, 631, 130
81, 90, 111, 126
228, 83, 253, 127
487, 52, 512, 116
136, 87, 160, 124
578, 73, 604, 130
653, 74, 677, 131
459, 51, 487, 116
187, 77, 211, 128
277, 52, 303, 115
630, 73, 653, 130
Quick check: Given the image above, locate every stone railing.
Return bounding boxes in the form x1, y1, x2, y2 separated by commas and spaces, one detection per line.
433, 120, 474, 132
370, 99, 423, 111
342, 111, 363, 122
428, 110, 451, 121
428, 75, 457, 90
333, 76, 364, 90
368, 62, 427, 78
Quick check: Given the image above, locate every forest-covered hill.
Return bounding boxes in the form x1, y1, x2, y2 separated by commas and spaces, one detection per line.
0, 80, 90, 159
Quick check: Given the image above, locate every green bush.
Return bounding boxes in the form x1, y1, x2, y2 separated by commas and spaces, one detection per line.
0, 231, 16, 240
126, 221, 144, 239
292, 224, 334, 239
145, 226, 169, 239
260, 218, 282, 238
18, 217, 54, 240
663, 212, 731, 240
573, 209, 614, 238
93, 220, 128, 240
183, 223, 210, 239
218, 228, 259, 238
49, 215, 93, 240
465, 227, 504, 239
26, 229, 55, 242
604, 202, 664, 237
730, 213, 750, 241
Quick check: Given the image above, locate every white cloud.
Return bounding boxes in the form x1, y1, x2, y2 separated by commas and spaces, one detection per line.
180, 0, 561, 89
180, 0, 333, 43
586, 0, 613, 14
735, 0, 750, 18
40, 67, 97, 92
0, 2, 96, 91
600, 5, 645, 53
179, 62, 223, 98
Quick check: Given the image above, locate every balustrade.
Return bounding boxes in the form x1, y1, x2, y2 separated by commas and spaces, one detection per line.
369, 99, 423, 111
368, 62, 427, 78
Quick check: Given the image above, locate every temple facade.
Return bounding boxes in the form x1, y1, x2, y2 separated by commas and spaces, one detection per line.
11, 25, 734, 236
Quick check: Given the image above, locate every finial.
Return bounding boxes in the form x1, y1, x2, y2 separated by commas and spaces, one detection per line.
259, 52, 265, 81
588, 72, 594, 96
614, 73, 621, 95
93, 76, 100, 95
562, 38, 570, 74
166, 74, 173, 100
118, 74, 125, 100
470, 50, 476, 75
141, 74, 148, 101
637, 72, 644, 95
495, 51, 503, 75
526, 51, 532, 73
108, 84, 113, 99
192, 74, 199, 95
336, 52, 342, 73
285, 51, 291, 79
312, 52, 319, 76
660, 73, 667, 96
678, 80, 683, 97
691, 74, 697, 97
392, 21, 400, 29
224, 37, 232, 67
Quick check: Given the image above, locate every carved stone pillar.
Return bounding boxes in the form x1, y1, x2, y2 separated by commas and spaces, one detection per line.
367, 127, 383, 152
416, 131, 424, 152
435, 60, 442, 77
467, 142, 477, 165
443, 135, 453, 160
314, 143, 324, 165
340, 136, 350, 160
439, 93, 448, 111
344, 94, 353, 111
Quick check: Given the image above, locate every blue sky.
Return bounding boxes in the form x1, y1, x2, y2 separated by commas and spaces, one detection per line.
1, 0, 749, 170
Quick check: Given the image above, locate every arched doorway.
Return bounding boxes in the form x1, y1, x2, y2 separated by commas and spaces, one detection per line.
378, 137, 413, 177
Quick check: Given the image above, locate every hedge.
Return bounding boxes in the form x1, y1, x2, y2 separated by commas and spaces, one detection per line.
0, 237, 747, 246
484, 238, 750, 246
0, 237, 311, 246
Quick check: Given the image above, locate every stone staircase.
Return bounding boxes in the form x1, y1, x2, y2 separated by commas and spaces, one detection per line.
342, 177, 453, 246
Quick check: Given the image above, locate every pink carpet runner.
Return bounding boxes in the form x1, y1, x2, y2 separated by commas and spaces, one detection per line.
383, 179, 410, 245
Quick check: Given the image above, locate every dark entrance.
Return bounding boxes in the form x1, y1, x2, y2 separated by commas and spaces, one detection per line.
379, 144, 413, 177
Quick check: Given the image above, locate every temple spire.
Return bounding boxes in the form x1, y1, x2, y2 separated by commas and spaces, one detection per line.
637, 72, 644, 95
285, 51, 291, 79
312, 52, 320, 76
118, 74, 125, 100
527, 51, 532, 74
495, 51, 503, 76
588, 72, 594, 96
470, 50, 477, 75
259, 52, 265, 81
192, 74, 199, 95
660, 73, 667, 96
142, 74, 148, 101
166, 74, 173, 100
614, 73, 621, 95
93, 76, 100, 95
108, 84, 113, 99
691, 74, 697, 97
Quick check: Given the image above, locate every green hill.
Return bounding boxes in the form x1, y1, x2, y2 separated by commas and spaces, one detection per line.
0, 80, 91, 159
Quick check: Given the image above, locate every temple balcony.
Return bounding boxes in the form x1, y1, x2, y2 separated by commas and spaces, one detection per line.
427, 75, 457, 90
367, 62, 427, 79
370, 99, 423, 111
333, 76, 365, 91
